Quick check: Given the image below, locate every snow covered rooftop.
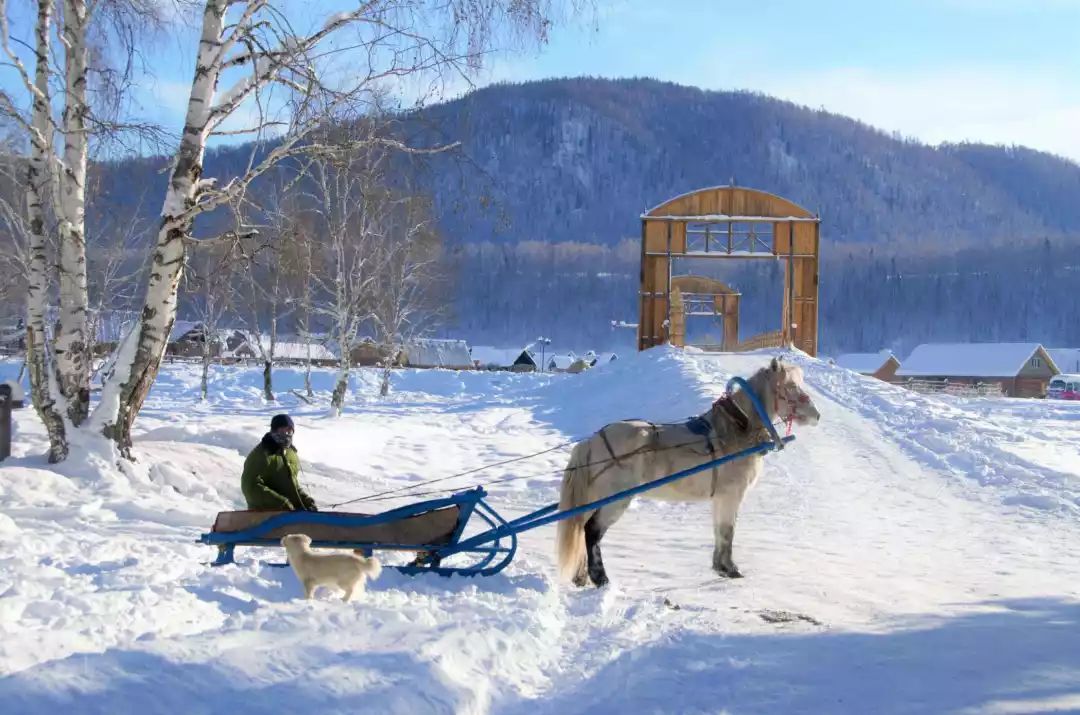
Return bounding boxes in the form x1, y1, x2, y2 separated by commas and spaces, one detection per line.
897, 343, 1052, 378
547, 353, 579, 370
226, 337, 335, 361
272, 342, 336, 361
403, 338, 473, 369
835, 350, 896, 374
168, 320, 202, 343
1048, 348, 1080, 374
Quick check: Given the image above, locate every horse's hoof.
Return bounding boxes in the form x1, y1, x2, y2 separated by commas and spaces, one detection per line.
590, 572, 610, 588
714, 563, 743, 578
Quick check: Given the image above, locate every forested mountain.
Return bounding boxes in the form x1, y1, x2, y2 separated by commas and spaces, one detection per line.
417, 77, 1080, 248
86, 77, 1080, 355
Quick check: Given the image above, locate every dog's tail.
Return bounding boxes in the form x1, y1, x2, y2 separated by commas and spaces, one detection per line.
353, 551, 382, 580
556, 440, 592, 584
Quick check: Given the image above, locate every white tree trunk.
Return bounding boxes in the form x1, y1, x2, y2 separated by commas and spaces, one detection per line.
300, 297, 313, 398
330, 329, 350, 416
91, 0, 228, 450
262, 360, 274, 402
304, 340, 313, 397
52, 0, 91, 425
379, 357, 392, 397
200, 338, 211, 402
24, 0, 67, 462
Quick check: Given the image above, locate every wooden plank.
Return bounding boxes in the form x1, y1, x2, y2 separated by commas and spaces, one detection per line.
669, 288, 685, 347
645, 220, 669, 253
773, 220, 792, 255
212, 505, 461, 547
793, 222, 816, 254
670, 222, 687, 254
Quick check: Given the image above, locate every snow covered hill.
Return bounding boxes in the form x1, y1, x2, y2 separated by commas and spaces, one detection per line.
1, 350, 1078, 714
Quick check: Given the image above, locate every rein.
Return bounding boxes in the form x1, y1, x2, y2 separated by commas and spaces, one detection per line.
329, 374, 794, 509
724, 376, 785, 449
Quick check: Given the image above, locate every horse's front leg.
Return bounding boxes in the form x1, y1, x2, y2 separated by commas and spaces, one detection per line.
711, 483, 748, 578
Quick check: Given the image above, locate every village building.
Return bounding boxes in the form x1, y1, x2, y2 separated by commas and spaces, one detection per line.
350, 338, 402, 367
547, 352, 592, 373
896, 342, 1059, 398
228, 337, 336, 366
470, 346, 538, 372
166, 321, 220, 358
834, 350, 900, 381
399, 339, 474, 370
1048, 348, 1080, 374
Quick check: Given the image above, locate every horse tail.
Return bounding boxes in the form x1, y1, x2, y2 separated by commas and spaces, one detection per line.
556, 440, 592, 583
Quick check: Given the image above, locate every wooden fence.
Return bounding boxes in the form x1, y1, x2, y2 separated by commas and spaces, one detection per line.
732, 330, 787, 353
901, 378, 1004, 398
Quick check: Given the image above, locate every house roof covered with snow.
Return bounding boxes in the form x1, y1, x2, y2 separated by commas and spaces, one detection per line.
547, 353, 579, 370
897, 343, 1055, 378
470, 346, 532, 368
1048, 348, 1080, 374
273, 342, 336, 361
168, 320, 202, 343
226, 337, 335, 361
835, 350, 897, 375
403, 338, 473, 369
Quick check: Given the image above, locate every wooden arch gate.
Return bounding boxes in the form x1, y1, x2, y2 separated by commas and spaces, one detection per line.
637, 186, 820, 356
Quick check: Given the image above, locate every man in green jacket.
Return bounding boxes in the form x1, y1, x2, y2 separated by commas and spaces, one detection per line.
241, 414, 318, 511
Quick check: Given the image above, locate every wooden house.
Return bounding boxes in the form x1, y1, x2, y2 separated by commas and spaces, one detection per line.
1048, 348, 1080, 374
471, 346, 538, 372
400, 339, 473, 370
834, 350, 900, 381
896, 343, 1059, 398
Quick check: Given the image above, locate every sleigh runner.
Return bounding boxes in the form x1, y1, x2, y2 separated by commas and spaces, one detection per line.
200, 363, 818, 580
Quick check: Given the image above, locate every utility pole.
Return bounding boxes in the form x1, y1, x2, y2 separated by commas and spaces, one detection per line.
536, 336, 551, 373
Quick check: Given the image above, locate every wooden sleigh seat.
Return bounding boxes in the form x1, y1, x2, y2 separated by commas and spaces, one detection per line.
201, 489, 484, 566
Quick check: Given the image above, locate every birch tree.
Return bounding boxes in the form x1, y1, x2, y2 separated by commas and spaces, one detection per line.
86, 200, 148, 374
278, 206, 319, 398
0, 0, 171, 459
184, 239, 238, 401
306, 132, 386, 415
0, 0, 69, 459
238, 232, 289, 403
372, 194, 444, 397
0, 145, 30, 331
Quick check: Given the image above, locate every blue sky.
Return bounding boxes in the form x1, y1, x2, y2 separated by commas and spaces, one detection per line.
11, 0, 1080, 161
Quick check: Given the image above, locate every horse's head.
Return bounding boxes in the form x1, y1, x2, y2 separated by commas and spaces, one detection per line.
760, 357, 820, 428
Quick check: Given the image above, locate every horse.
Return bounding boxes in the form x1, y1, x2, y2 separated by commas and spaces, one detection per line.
555, 358, 820, 587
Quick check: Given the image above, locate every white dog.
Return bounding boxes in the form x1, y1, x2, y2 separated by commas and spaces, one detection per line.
281, 533, 382, 602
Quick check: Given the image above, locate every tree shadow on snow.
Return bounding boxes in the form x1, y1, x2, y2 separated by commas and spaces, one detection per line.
495, 597, 1080, 715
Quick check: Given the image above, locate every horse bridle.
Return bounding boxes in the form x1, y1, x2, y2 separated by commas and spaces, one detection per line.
772, 376, 811, 434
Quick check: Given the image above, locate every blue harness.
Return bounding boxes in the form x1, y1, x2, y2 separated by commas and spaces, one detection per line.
685, 415, 713, 436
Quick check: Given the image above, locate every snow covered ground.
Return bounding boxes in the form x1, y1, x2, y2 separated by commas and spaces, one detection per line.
1, 349, 1078, 714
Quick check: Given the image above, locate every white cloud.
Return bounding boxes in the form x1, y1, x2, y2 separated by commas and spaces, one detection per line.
731, 66, 1080, 162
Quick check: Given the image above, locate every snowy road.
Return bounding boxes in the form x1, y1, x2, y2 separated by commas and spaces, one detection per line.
1, 350, 1078, 714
